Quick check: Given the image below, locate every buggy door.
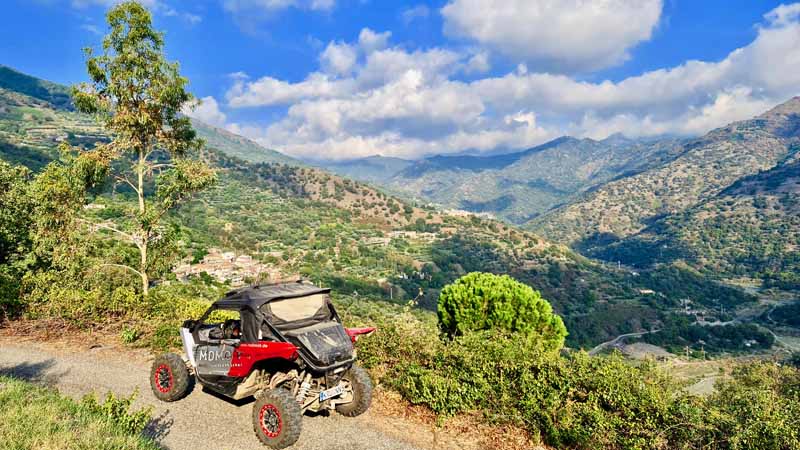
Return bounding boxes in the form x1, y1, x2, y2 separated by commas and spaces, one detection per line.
192, 309, 242, 380
194, 341, 236, 377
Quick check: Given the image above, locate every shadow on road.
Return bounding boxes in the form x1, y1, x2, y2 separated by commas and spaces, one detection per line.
0, 358, 69, 385
145, 409, 175, 446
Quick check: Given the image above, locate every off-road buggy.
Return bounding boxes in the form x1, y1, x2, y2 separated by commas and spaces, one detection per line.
149, 281, 376, 448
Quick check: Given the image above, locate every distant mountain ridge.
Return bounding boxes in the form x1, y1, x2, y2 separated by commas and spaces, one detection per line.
0, 65, 72, 110
321, 154, 413, 184
2, 63, 781, 351
190, 119, 300, 166
531, 97, 800, 245
320, 134, 685, 223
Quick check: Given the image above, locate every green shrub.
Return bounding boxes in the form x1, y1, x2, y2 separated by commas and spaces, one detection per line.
437, 272, 567, 350
79, 390, 153, 436
343, 294, 800, 450
389, 330, 697, 449
120, 326, 140, 344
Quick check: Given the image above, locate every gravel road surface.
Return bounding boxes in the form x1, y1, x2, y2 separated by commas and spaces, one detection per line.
0, 339, 422, 450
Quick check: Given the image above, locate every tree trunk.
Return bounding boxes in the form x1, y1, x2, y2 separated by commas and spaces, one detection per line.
138, 147, 148, 296
140, 239, 149, 295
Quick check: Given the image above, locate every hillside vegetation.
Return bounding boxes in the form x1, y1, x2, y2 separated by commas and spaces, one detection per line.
191, 119, 299, 166
1, 9, 799, 449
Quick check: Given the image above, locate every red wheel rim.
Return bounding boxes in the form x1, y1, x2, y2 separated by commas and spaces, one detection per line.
154, 364, 173, 393
259, 403, 283, 438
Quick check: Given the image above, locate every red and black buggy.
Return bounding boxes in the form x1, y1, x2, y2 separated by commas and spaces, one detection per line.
149, 281, 376, 448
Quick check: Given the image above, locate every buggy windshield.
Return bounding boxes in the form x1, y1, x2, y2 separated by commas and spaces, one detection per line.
260, 292, 333, 331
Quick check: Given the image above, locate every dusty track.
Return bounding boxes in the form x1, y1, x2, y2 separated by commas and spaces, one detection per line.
0, 337, 422, 450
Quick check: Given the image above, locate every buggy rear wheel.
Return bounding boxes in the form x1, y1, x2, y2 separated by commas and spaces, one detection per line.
252, 389, 302, 449
335, 365, 372, 417
150, 353, 192, 402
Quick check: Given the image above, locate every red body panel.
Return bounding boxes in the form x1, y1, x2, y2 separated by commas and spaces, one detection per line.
345, 327, 376, 343
227, 342, 298, 377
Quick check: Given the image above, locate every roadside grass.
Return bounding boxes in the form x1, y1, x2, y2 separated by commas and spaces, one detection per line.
0, 375, 157, 450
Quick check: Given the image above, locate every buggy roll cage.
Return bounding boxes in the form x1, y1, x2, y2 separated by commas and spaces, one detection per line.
189, 295, 355, 373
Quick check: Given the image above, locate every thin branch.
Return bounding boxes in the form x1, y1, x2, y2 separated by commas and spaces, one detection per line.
79, 219, 140, 248
146, 162, 175, 176
114, 174, 140, 194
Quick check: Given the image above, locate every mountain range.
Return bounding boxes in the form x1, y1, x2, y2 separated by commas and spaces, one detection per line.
538, 100, 800, 288
317, 96, 800, 291
319, 134, 686, 224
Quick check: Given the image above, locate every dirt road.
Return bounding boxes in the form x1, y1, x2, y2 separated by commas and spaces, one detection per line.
0, 338, 422, 450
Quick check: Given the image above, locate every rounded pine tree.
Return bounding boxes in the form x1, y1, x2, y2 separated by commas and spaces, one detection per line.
437, 272, 567, 350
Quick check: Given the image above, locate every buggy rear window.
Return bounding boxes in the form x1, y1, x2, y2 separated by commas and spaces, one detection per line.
268, 294, 328, 322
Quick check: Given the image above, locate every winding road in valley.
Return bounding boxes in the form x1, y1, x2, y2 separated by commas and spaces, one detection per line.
587, 329, 661, 356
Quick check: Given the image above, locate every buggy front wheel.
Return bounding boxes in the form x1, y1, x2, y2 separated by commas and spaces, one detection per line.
335, 365, 372, 417
252, 389, 302, 448
150, 353, 192, 402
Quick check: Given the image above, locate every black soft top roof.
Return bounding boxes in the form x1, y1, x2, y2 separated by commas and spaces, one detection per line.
212, 282, 331, 311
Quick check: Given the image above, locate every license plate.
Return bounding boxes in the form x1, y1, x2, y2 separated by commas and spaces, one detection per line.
319, 384, 345, 401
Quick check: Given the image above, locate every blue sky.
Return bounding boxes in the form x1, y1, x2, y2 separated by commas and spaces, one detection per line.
3, 1, 800, 160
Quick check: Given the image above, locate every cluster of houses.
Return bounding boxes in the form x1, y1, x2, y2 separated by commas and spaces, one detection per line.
443, 208, 495, 219
173, 248, 286, 286
362, 229, 459, 248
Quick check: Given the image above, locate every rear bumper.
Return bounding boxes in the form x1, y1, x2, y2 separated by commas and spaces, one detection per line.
179, 327, 197, 367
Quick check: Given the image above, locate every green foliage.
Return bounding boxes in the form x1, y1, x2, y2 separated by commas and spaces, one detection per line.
767, 302, 800, 328
120, 326, 140, 344
644, 314, 774, 355
344, 297, 800, 450
704, 363, 800, 449
79, 390, 153, 436
0, 161, 33, 317
437, 272, 567, 350
0, 375, 158, 449
0, 65, 73, 110
0, 162, 32, 265
389, 332, 693, 448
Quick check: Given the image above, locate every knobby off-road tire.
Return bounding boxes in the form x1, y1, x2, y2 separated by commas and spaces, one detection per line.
252, 388, 303, 449
335, 364, 372, 417
150, 353, 192, 402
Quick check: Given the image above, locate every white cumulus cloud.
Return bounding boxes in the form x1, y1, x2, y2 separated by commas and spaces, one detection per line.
402, 4, 430, 24
320, 41, 358, 76
358, 28, 391, 54
183, 96, 228, 128
441, 0, 663, 72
